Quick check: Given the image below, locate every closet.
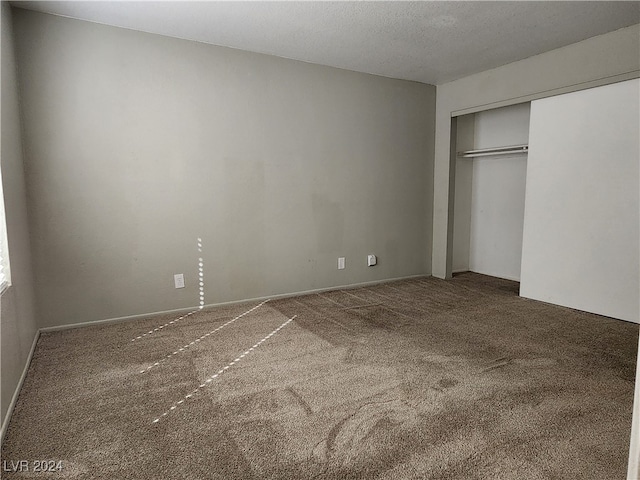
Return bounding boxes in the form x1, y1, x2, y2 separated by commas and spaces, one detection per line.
452, 102, 530, 282
451, 78, 639, 323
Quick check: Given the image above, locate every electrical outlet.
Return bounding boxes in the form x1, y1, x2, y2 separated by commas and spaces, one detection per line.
338, 257, 345, 270
367, 254, 377, 266
174, 273, 185, 289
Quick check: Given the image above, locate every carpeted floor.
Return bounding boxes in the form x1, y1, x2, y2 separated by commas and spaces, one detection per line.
1, 273, 637, 479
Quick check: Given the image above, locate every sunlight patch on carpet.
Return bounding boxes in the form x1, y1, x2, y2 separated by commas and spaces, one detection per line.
152, 315, 297, 424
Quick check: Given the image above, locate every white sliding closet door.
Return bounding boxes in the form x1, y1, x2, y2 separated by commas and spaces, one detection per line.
520, 79, 639, 323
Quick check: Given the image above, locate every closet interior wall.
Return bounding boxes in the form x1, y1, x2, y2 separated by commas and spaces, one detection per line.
453, 103, 531, 281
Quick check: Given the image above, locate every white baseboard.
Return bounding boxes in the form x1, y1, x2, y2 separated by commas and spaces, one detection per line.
1, 329, 40, 446
39, 274, 430, 333
39, 304, 202, 332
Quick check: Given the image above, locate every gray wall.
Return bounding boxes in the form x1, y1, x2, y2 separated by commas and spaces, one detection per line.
1, 3, 38, 430
433, 23, 640, 278
13, 9, 435, 328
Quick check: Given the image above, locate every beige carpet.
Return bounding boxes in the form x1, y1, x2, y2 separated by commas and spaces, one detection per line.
1, 273, 637, 479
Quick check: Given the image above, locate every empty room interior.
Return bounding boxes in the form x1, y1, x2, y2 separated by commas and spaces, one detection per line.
1, 1, 640, 478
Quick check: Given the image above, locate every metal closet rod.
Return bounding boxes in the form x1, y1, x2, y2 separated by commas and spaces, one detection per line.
457, 144, 528, 158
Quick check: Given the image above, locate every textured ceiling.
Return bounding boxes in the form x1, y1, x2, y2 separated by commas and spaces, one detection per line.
11, 1, 640, 85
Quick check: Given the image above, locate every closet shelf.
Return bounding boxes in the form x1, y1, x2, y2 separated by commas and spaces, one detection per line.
457, 144, 528, 158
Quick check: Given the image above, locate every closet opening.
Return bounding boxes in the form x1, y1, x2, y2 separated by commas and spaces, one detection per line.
451, 102, 531, 287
